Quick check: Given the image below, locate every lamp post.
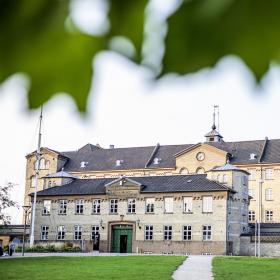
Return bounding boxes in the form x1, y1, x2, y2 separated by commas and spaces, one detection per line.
22, 205, 31, 256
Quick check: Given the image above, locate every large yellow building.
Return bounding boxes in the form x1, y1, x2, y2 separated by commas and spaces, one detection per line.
24, 124, 279, 225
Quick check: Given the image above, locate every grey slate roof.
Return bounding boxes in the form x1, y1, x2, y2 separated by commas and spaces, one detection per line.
212, 163, 248, 173
61, 144, 192, 172
34, 174, 230, 197
42, 170, 77, 179
43, 138, 280, 173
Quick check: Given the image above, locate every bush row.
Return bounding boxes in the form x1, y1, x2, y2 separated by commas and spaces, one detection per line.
14, 243, 82, 253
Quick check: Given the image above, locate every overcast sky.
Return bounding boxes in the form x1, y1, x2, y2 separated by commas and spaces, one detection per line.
1, 0, 280, 224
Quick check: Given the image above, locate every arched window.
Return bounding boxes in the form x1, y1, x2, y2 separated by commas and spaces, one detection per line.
30, 176, 36, 188
217, 174, 221, 182
196, 167, 205, 174
45, 160, 50, 169
39, 158, 46, 169
48, 181, 52, 188
180, 168, 189, 175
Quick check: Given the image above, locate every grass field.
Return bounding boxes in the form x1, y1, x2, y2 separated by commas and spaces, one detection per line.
213, 257, 280, 280
0, 256, 185, 280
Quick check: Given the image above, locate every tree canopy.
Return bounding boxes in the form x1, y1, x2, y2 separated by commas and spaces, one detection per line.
0, 183, 18, 225
1, 0, 279, 112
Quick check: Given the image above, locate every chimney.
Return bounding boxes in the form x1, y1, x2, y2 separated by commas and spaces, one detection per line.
109, 145, 115, 149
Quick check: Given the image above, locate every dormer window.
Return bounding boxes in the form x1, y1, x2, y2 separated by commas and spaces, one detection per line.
250, 153, 256, 160
153, 157, 161, 165
80, 161, 88, 168
116, 160, 124, 167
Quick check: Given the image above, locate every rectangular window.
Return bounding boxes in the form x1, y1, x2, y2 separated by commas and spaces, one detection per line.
202, 225, 212, 241
41, 225, 49, 240
57, 225, 65, 240
110, 199, 118, 214
265, 188, 273, 201
75, 199, 84, 214
248, 211, 255, 222
266, 210, 273, 221
183, 197, 193, 213
145, 225, 153, 241
92, 199, 101, 214
164, 225, 172, 240
183, 226, 192, 241
248, 169, 256, 181
248, 189, 255, 200
42, 200, 51, 215
265, 168, 273, 180
91, 225, 100, 241
58, 200, 67, 215
202, 196, 213, 213
74, 225, 82, 240
127, 198, 136, 214
164, 197, 173, 213
145, 198, 155, 213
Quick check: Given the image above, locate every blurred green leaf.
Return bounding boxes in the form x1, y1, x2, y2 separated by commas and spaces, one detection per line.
164, 0, 280, 80
0, 0, 147, 111
0, 0, 107, 111
108, 0, 147, 61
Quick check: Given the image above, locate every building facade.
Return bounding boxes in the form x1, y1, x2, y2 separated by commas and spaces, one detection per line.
32, 167, 249, 255
23, 124, 280, 253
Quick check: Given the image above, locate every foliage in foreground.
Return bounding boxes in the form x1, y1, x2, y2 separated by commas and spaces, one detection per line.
14, 244, 82, 253
0, 183, 18, 225
1, 0, 280, 111
0, 256, 185, 280
212, 256, 280, 280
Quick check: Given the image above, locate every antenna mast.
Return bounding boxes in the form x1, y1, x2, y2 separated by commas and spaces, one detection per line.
214, 105, 219, 131
29, 106, 43, 246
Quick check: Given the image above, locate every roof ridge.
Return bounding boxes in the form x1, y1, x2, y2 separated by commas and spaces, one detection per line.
145, 143, 160, 168
259, 137, 268, 163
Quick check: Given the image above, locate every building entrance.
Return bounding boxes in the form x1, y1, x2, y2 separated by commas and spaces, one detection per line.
111, 225, 132, 253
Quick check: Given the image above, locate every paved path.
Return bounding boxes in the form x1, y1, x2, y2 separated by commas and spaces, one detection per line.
172, 255, 213, 280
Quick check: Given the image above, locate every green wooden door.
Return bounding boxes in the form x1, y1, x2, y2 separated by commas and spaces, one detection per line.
111, 225, 133, 253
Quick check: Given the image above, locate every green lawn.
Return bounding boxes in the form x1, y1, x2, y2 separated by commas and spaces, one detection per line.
0, 256, 185, 280
213, 257, 280, 280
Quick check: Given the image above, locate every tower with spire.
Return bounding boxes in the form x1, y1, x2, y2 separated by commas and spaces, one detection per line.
205, 105, 223, 143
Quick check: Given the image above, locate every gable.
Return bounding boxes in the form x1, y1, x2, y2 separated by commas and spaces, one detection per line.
105, 177, 142, 197
175, 143, 228, 173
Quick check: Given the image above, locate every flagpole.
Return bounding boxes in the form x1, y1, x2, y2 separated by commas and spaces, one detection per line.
29, 106, 43, 246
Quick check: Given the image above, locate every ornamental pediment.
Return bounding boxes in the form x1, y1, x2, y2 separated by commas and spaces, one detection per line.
105, 177, 142, 197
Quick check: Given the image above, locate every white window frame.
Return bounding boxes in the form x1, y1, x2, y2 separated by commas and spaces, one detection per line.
145, 198, 155, 213
164, 225, 172, 240
202, 196, 213, 213
127, 198, 136, 214
266, 210, 273, 221
74, 225, 82, 240
164, 197, 173, 213
183, 225, 192, 241
41, 225, 49, 240
265, 168, 273, 180
58, 200, 67, 215
183, 197, 193, 213
92, 199, 101, 214
109, 199, 118, 214
57, 225, 65, 240
202, 225, 212, 241
145, 225, 153, 241
91, 225, 100, 241
75, 199, 84, 214
248, 211, 255, 222
42, 200, 51, 215
265, 188, 273, 201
